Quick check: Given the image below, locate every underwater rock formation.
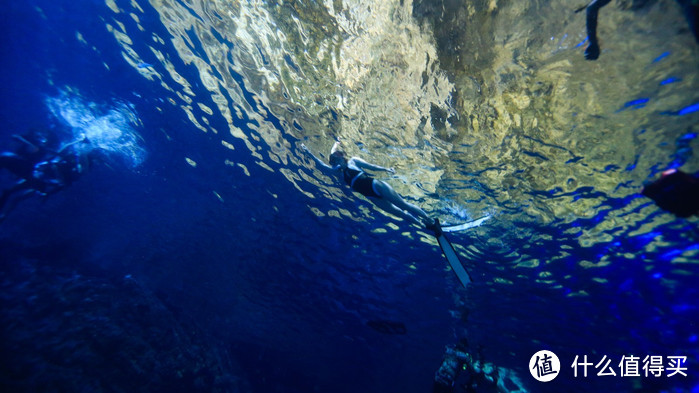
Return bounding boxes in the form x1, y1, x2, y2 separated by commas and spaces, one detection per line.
0, 257, 250, 393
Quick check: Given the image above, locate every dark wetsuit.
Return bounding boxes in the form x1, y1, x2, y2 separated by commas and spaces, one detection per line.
343, 167, 380, 198
581, 0, 698, 61
583, 0, 611, 60
1, 142, 89, 218
642, 170, 699, 217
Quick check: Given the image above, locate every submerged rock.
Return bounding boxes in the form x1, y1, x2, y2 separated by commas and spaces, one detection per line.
0, 259, 250, 393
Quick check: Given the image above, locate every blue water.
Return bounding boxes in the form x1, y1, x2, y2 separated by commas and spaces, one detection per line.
1, 1, 698, 393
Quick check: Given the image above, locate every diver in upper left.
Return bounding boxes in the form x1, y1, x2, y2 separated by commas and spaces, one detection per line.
0, 131, 95, 222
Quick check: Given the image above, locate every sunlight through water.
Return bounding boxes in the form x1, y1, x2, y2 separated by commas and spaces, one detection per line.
46, 88, 146, 168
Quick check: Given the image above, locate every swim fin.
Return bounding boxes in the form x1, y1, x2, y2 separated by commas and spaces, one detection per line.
428, 219, 473, 288
441, 215, 491, 233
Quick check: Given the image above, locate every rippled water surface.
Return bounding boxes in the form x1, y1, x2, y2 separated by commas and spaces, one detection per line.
2, 0, 698, 392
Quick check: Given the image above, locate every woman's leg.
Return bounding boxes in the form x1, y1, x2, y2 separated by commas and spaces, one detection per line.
370, 196, 424, 226
372, 180, 431, 222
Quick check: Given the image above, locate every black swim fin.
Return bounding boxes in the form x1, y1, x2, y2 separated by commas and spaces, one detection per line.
428, 219, 473, 288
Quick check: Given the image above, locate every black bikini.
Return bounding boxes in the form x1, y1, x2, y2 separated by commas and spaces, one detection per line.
342, 167, 380, 198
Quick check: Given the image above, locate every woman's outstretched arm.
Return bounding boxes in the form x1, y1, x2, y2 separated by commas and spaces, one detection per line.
350, 157, 395, 174
301, 144, 335, 172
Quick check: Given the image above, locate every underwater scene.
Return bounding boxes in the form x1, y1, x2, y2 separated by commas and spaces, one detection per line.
1, 0, 698, 392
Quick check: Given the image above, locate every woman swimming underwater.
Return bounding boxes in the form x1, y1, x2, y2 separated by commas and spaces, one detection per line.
301, 141, 438, 230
